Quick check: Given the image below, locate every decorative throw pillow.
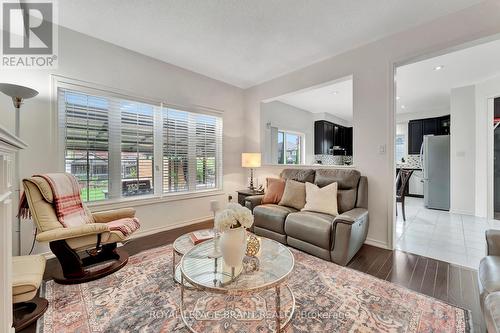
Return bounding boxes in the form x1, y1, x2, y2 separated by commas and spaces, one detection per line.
278, 179, 306, 210
262, 178, 286, 204
302, 182, 338, 216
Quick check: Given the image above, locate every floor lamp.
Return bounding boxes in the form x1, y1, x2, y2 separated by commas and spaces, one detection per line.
0, 83, 38, 255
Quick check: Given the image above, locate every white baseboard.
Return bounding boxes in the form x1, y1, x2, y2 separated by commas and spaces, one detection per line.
364, 237, 390, 250
449, 208, 475, 216
38, 216, 213, 261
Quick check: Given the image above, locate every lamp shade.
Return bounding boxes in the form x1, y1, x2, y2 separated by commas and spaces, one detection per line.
241, 153, 261, 168
0, 83, 38, 99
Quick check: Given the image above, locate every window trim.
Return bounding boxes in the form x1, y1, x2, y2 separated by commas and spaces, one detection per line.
51, 75, 224, 205
277, 129, 305, 165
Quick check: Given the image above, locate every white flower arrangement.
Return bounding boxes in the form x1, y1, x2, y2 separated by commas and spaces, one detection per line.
215, 203, 254, 232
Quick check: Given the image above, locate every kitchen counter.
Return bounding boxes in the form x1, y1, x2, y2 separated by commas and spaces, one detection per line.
396, 164, 422, 170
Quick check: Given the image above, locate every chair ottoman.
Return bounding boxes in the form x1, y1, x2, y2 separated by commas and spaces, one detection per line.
12, 255, 48, 331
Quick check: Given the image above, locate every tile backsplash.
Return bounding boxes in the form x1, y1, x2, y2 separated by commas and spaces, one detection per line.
315, 154, 353, 166
397, 154, 421, 169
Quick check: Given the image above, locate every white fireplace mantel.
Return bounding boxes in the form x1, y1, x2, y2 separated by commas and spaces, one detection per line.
0, 125, 27, 333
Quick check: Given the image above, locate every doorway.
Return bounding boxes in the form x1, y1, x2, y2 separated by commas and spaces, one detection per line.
494, 98, 500, 219
393, 38, 500, 268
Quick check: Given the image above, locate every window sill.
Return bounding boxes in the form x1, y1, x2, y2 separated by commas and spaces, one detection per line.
87, 189, 225, 212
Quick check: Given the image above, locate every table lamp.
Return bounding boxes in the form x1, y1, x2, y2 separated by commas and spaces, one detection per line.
241, 153, 261, 190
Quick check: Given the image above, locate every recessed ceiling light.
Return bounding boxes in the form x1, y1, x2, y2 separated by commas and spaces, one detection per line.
434, 65, 444, 71
401, 105, 406, 109
332, 91, 339, 95
396, 96, 401, 100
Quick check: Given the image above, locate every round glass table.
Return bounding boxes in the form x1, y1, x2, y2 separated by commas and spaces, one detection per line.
172, 229, 213, 286
180, 236, 295, 333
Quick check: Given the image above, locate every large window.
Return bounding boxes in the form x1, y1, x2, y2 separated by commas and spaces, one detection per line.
277, 130, 303, 165
59, 87, 223, 202
395, 134, 406, 163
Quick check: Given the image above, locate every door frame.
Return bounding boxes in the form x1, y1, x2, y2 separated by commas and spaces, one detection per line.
390, 34, 500, 249
488, 95, 500, 220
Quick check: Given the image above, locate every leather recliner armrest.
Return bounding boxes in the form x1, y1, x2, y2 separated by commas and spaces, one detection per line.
244, 195, 264, 211
486, 230, 500, 256
333, 208, 368, 225
36, 223, 110, 242
92, 208, 136, 223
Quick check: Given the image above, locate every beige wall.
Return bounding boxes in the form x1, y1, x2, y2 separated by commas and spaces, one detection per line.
244, 0, 500, 249
0, 27, 246, 255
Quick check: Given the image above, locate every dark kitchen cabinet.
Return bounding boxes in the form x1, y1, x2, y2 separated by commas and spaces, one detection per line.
407, 115, 450, 154
344, 127, 353, 156
408, 120, 423, 154
437, 115, 450, 135
423, 118, 438, 135
314, 120, 353, 155
315, 121, 333, 155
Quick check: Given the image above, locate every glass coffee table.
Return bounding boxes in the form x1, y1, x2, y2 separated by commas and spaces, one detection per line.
172, 229, 213, 286
180, 237, 295, 333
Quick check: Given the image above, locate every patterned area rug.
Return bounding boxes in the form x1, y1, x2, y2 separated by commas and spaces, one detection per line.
39, 244, 471, 332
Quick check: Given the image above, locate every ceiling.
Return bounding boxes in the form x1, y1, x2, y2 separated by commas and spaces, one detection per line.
396, 38, 500, 114
57, 0, 484, 88
275, 78, 353, 121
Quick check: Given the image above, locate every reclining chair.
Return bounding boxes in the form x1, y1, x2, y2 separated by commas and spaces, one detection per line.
22, 176, 138, 284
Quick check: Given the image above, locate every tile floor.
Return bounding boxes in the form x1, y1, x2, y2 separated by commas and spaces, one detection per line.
395, 197, 500, 269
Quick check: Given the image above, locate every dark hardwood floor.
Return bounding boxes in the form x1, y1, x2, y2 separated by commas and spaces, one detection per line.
24, 221, 482, 332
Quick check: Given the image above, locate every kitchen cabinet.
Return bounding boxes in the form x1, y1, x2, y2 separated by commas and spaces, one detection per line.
314, 120, 353, 155
423, 118, 438, 135
407, 115, 450, 154
437, 115, 450, 135
408, 120, 423, 154
344, 127, 353, 156
396, 167, 424, 197
409, 170, 424, 197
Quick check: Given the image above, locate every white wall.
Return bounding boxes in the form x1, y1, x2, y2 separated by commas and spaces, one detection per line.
0, 27, 246, 255
244, 0, 500, 249
450, 86, 476, 215
396, 109, 450, 124
313, 112, 352, 128
260, 101, 314, 164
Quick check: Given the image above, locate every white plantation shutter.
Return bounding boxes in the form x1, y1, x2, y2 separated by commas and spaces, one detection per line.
163, 108, 190, 193
59, 85, 223, 202
195, 114, 222, 189
59, 89, 110, 202
162, 108, 223, 193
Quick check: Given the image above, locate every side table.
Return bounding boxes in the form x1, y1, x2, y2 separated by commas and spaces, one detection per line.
236, 189, 264, 205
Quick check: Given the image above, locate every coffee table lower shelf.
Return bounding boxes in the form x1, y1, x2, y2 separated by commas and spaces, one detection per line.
180, 279, 295, 333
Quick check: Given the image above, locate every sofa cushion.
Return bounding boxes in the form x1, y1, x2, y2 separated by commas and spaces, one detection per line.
480, 256, 500, 304
262, 178, 286, 204
279, 180, 306, 210
314, 169, 361, 189
280, 169, 315, 183
285, 211, 334, 249
314, 169, 361, 213
302, 182, 338, 216
254, 204, 297, 234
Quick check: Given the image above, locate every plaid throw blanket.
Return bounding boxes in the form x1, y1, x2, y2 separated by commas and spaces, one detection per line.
37, 173, 94, 227
107, 218, 140, 236
19, 173, 140, 237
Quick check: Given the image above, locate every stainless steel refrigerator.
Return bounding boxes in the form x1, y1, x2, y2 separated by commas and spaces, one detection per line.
420, 135, 450, 210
